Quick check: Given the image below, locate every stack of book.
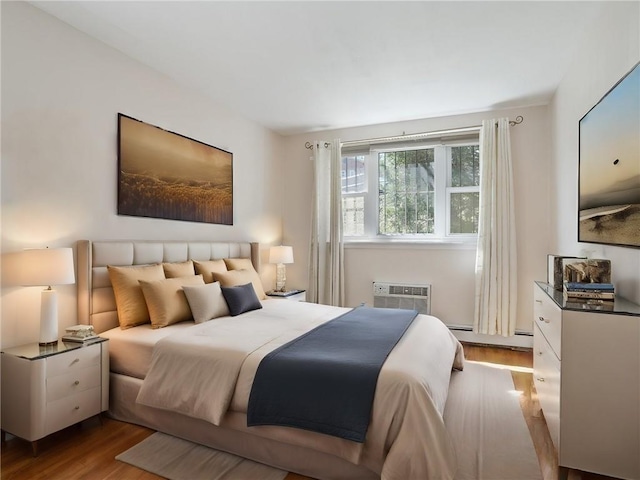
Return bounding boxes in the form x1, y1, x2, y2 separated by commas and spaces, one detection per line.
563, 282, 615, 310
62, 325, 99, 343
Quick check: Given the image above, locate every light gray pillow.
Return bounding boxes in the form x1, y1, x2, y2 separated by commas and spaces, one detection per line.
183, 281, 230, 323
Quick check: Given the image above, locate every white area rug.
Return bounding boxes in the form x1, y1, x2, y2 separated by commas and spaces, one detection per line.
117, 361, 540, 480
116, 432, 287, 480
444, 361, 542, 480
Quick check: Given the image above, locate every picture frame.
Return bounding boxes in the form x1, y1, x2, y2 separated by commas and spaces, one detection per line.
563, 259, 612, 284
117, 114, 233, 225
578, 61, 640, 248
547, 255, 586, 289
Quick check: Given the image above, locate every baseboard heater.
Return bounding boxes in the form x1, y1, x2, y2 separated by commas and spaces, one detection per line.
447, 324, 533, 336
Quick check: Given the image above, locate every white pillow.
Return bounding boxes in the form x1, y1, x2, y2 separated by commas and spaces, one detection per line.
183, 281, 230, 323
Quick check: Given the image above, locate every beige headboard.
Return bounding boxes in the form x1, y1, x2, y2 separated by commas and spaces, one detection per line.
77, 240, 261, 333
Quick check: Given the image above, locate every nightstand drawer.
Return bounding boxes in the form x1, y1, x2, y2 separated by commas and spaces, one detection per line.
45, 386, 101, 435
533, 324, 560, 450
46, 364, 101, 402
46, 343, 100, 378
533, 285, 562, 358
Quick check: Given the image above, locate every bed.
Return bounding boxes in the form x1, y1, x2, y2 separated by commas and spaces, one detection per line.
77, 239, 465, 480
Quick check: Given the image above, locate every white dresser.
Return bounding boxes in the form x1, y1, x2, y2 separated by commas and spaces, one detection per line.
1, 339, 109, 455
533, 282, 640, 480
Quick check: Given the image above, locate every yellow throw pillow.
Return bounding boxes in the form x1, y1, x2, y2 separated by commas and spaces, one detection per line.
193, 259, 228, 284
223, 257, 254, 271
211, 269, 266, 300
139, 275, 205, 328
107, 264, 165, 329
163, 260, 195, 278
223, 258, 265, 300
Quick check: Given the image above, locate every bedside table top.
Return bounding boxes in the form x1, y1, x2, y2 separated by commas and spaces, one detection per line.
1, 337, 107, 361
266, 289, 305, 297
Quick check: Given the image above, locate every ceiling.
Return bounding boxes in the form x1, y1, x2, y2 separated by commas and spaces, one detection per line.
30, 1, 605, 136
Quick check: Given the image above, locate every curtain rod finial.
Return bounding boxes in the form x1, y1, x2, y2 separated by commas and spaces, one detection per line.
509, 116, 524, 126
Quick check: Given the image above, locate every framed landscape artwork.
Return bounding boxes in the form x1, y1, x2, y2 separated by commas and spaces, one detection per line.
578, 61, 640, 248
118, 114, 233, 225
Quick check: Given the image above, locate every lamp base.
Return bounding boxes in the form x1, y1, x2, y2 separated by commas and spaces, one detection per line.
275, 263, 287, 292
39, 340, 59, 347
39, 288, 59, 345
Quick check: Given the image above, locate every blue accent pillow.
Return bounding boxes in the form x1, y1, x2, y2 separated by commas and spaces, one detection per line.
221, 282, 263, 316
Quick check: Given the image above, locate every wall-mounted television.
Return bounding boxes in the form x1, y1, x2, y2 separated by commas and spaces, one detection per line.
578, 61, 640, 249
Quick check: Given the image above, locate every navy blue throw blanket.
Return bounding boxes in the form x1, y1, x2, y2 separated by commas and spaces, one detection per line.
247, 306, 418, 442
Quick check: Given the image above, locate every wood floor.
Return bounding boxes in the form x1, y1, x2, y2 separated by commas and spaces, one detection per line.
0, 344, 621, 480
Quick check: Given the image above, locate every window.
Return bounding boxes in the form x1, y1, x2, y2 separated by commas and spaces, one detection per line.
341, 155, 366, 236
448, 145, 480, 235
378, 149, 435, 235
341, 142, 480, 241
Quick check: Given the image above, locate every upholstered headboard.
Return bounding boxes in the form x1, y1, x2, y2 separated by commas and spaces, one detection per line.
77, 240, 261, 333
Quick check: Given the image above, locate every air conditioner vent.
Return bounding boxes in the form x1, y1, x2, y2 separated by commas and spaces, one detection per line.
373, 282, 431, 314
388, 285, 429, 297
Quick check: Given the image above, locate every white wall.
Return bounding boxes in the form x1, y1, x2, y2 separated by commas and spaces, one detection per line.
6, 2, 633, 351
550, 1, 640, 304
0, 2, 284, 348
282, 105, 551, 341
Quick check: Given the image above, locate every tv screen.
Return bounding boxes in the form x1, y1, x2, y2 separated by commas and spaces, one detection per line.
578, 62, 640, 249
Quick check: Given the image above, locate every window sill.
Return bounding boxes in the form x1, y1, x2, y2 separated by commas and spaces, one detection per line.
343, 238, 477, 250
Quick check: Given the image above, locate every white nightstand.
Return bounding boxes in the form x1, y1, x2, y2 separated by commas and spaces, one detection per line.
266, 290, 306, 302
1, 338, 109, 455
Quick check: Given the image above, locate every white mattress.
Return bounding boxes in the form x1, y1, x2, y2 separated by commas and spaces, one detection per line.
100, 299, 282, 379
101, 321, 195, 379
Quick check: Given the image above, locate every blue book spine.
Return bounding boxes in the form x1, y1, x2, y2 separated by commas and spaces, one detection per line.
565, 282, 614, 291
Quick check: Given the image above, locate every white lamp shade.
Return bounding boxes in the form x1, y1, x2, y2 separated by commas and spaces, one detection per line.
269, 246, 294, 264
17, 248, 75, 286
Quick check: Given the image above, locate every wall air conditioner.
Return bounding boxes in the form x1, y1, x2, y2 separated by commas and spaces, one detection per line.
372, 282, 431, 315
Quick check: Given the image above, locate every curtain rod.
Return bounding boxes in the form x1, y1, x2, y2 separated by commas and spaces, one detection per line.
304, 115, 523, 149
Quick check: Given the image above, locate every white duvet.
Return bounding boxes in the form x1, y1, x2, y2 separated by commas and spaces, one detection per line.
137, 300, 465, 480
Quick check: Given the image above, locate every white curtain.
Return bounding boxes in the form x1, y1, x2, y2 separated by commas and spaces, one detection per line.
474, 118, 517, 336
308, 139, 345, 306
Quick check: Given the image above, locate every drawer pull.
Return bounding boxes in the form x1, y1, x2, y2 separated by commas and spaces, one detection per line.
74, 380, 80, 386
70, 358, 80, 365
535, 299, 542, 304
74, 406, 80, 410
538, 316, 550, 324
537, 377, 545, 382
537, 351, 543, 356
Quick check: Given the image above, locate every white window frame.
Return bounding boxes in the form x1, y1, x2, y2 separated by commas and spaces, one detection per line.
342, 139, 479, 244
341, 155, 371, 237
445, 143, 481, 238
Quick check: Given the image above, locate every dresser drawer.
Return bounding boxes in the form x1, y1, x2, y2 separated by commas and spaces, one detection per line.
533, 285, 562, 359
45, 386, 101, 435
533, 324, 560, 450
46, 364, 101, 402
46, 343, 101, 378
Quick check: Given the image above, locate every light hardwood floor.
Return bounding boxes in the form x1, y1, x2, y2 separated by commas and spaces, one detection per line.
0, 344, 621, 480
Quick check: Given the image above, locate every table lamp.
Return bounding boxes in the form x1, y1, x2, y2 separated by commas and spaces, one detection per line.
18, 247, 75, 345
269, 246, 294, 292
